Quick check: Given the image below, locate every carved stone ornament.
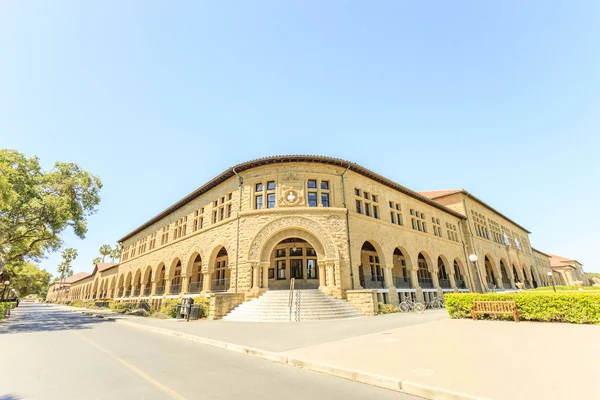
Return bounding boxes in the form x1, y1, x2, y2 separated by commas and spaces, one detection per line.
284, 170, 298, 181
279, 186, 304, 206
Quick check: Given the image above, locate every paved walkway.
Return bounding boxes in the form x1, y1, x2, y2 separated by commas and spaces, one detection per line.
60, 305, 600, 400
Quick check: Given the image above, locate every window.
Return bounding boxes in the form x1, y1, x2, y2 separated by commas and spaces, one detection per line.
267, 181, 276, 190
307, 259, 318, 279
149, 232, 157, 250
389, 201, 403, 226
290, 247, 303, 257
365, 203, 371, 217
308, 191, 318, 207
173, 216, 187, 240
276, 249, 286, 258
410, 210, 427, 232
256, 194, 263, 209
354, 188, 361, 196
277, 260, 286, 279
160, 225, 169, 245
432, 217, 443, 237
390, 211, 396, 224
256, 183, 263, 192
364, 192, 370, 200
213, 193, 233, 222
373, 205, 379, 219
355, 187, 378, 219
471, 210, 490, 240
267, 193, 276, 208
307, 178, 331, 207
356, 199, 362, 214
193, 208, 204, 232
446, 223, 459, 242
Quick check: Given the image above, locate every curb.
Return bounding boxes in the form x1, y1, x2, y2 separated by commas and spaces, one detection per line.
64, 306, 489, 400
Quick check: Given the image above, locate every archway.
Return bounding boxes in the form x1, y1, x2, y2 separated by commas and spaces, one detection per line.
266, 238, 320, 290
109, 276, 116, 298
116, 274, 125, 298
169, 259, 183, 295
437, 257, 451, 289
453, 259, 467, 289
92, 279, 99, 299
124, 272, 133, 297
142, 266, 152, 296
392, 247, 412, 289
155, 264, 166, 295
484, 256, 496, 289
417, 253, 433, 288
187, 254, 203, 294
210, 247, 229, 292
522, 265, 530, 288
133, 269, 142, 297
500, 260, 511, 287
512, 263, 521, 284
359, 241, 384, 289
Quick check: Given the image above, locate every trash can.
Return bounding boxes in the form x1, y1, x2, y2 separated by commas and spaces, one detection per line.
182, 297, 194, 321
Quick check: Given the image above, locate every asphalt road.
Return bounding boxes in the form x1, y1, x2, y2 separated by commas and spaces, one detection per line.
0, 304, 416, 400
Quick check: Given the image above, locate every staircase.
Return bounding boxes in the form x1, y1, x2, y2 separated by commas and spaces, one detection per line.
223, 289, 363, 322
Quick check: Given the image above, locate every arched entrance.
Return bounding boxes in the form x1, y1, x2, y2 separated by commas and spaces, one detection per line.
417, 253, 433, 288
142, 266, 152, 296
512, 264, 521, 285
188, 254, 203, 294
359, 241, 383, 289
155, 264, 166, 295
210, 247, 229, 292
267, 238, 320, 290
124, 272, 132, 297
437, 257, 451, 289
500, 260, 511, 288
169, 259, 183, 295
392, 248, 412, 289
484, 256, 496, 289
133, 269, 142, 297
453, 259, 467, 289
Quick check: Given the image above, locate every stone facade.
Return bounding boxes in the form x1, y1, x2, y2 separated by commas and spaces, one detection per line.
61, 156, 562, 315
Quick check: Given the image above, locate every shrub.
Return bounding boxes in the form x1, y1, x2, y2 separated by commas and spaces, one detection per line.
192, 296, 211, 319
378, 302, 400, 314
533, 286, 599, 291
108, 302, 133, 313
70, 300, 83, 308
159, 299, 180, 319
125, 308, 149, 317
445, 292, 600, 324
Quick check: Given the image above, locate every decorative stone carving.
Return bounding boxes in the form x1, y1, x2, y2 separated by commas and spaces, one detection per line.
279, 186, 304, 206
248, 216, 339, 262
326, 215, 344, 232
284, 171, 298, 181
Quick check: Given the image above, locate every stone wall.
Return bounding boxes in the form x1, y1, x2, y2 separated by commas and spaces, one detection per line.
208, 292, 245, 320
346, 290, 378, 316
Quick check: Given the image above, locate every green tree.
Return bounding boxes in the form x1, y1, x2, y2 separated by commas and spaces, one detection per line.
99, 244, 112, 262
92, 256, 102, 266
0, 149, 102, 274
0, 262, 52, 298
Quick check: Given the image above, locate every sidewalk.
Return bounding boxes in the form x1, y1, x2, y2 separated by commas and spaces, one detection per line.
61, 305, 600, 400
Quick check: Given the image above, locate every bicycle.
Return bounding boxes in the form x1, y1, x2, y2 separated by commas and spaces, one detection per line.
426, 297, 445, 310
399, 297, 425, 313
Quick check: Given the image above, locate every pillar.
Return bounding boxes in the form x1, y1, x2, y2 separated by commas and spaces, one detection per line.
449, 273, 458, 293
181, 275, 189, 294
140, 282, 146, 297
327, 262, 336, 287
251, 263, 260, 290
411, 268, 424, 302
202, 272, 211, 293
432, 269, 443, 298
383, 267, 399, 305
260, 262, 269, 289
318, 264, 326, 289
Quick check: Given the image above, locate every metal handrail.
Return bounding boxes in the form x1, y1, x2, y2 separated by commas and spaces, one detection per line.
288, 278, 295, 322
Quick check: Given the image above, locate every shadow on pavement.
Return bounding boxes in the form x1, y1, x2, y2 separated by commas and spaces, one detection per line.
0, 395, 22, 399
0, 304, 114, 335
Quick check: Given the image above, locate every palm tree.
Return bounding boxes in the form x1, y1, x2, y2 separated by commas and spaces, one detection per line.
110, 244, 121, 263
92, 257, 101, 266
99, 244, 112, 262
58, 248, 77, 302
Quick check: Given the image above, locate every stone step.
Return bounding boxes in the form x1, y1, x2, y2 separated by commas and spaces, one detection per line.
224, 289, 363, 322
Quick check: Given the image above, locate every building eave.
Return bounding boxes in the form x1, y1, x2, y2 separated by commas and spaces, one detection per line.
117, 155, 467, 242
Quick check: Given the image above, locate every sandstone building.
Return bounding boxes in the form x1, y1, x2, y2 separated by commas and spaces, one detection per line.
60, 155, 573, 316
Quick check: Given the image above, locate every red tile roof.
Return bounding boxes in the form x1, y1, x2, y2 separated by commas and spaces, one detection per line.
418, 189, 464, 199
549, 254, 581, 268
65, 272, 91, 283
96, 263, 118, 272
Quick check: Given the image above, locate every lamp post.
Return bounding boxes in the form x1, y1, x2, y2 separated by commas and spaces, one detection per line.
547, 271, 556, 292
1, 280, 9, 301
468, 254, 484, 293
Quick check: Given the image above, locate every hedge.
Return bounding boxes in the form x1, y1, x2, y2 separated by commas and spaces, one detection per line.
378, 302, 400, 314
533, 286, 600, 291
445, 292, 600, 324
0, 302, 16, 319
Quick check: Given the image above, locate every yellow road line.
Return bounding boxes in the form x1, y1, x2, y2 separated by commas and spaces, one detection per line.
47, 311, 186, 400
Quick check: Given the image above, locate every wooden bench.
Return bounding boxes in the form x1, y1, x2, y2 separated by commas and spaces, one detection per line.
472, 300, 519, 322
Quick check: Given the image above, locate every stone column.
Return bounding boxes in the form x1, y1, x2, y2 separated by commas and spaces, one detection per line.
318, 264, 326, 289
383, 267, 399, 305
411, 268, 424, 302
181, 275, 189, 294
164, 279, 171, 296
261, 262, 270, 289
140, 282, 146, 297
449, 272, 458, 293
432, 269, 443, 298
494, 273, 504, 290
251, 264, 260, 290
202, 272, 211, 293
327, 262, 336, 287
151, 280, 157, 296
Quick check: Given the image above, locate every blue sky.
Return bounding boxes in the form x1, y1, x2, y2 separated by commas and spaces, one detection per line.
1, 1, 598, 275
